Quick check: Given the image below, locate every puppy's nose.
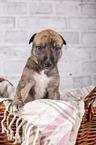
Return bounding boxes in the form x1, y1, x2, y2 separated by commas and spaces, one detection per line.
44, 60, 52, 68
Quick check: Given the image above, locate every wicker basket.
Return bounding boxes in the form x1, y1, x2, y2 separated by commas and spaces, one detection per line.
75, 87, 96, 145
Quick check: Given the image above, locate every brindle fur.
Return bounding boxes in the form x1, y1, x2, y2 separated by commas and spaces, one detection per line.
13, 29, 66, 108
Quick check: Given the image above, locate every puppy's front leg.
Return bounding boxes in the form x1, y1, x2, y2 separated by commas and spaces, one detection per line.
13, 79, 35, 108
47, 87, 60, 100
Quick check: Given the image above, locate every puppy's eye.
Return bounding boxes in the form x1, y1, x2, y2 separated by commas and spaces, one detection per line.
37, 46, 43, 51
55, 47, 60, 52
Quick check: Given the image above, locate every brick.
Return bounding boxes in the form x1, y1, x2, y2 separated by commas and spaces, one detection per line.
79, 47, 92, 60
0, 63, 1, 73
3, 2, 27, 15
0, 4, 2, 15
70, 18, 96, 30
92, 48, 96, 59
72, 76, 92, 88
55, 2, 80, 15
5, 31, 28, 44
0, 31, 4, 43
81, 4, 96, 16
83, 61, 96, 74
82, 32, 96, 46
58, 47, 92, 77
63, 47, 91, 62
30, 2, 53, 14
0, 46, 30, 59
0, 17, 15, 28
93, 75, 96, 86
82, 47, 94, 59
58, 54, 83, 76
60, 32, 79, 44
59, 76, 73, 91
0, 0, 7, 1
18, 17, 66, 29
81, 0, 96, 1
3, 60, 26, 75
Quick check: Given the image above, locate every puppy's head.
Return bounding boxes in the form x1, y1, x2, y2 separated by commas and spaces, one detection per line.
29, 29, 66, 70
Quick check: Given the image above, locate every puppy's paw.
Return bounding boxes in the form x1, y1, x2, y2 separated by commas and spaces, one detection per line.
12, 100, 24, 111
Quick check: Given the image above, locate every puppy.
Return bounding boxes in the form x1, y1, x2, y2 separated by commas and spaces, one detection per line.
13, 29, 66, 108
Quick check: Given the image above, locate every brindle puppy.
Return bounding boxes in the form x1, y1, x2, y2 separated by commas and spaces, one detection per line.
13, 29, 66, 108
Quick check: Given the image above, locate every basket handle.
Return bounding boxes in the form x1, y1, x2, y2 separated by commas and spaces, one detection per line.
84, 87, 96, 121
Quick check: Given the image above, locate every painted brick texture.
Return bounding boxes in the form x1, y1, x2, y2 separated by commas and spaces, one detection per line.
0, 0, 96, 93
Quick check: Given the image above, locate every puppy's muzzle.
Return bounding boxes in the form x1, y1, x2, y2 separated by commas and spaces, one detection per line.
44, 60, 53, 68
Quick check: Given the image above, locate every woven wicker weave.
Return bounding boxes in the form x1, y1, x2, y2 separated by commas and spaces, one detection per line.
0, 102, 21, 145
75, 87, 96, 145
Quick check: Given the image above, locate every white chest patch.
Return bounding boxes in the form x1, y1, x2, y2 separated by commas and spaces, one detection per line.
34, 70, 52, 99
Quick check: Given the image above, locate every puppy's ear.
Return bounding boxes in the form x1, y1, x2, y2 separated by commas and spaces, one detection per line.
60, 35, 67, 45
29, 33, 37, 44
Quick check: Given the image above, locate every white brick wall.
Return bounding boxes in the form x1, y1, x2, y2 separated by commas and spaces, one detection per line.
0, 0, 96, 93
3, 2, 27, 15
